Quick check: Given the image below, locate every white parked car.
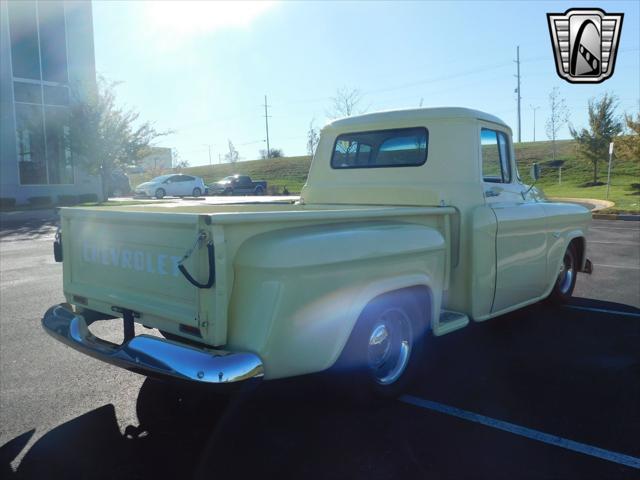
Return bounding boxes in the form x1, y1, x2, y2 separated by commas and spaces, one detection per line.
134, 174, 206, 199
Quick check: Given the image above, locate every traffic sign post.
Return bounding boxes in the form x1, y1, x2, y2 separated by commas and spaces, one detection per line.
606, 142, 614, 200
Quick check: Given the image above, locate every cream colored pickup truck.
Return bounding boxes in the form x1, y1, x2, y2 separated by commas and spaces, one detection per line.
43, 108, 592, 397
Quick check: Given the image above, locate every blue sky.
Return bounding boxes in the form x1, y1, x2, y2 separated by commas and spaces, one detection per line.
92, 1, 639, 167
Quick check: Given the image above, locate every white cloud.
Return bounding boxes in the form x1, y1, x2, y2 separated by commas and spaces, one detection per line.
144, 1, 278, 38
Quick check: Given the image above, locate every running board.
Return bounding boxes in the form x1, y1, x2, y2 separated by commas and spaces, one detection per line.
433, 310, 469, 336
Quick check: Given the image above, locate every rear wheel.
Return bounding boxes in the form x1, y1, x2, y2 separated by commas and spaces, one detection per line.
254, 186, 264, 195
192, 187, 202, 197
549, 244, 577, 303
335, 288, 430, 399
155, 188, 165, 199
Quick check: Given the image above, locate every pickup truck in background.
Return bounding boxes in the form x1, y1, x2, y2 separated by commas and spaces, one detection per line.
44, 108, 592, 397
208, 174, 267, 196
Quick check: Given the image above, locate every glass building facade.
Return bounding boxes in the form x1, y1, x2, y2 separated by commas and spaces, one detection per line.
1, 0, 100, 205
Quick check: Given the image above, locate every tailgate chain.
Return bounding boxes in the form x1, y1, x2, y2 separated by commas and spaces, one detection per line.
178, 231, 216, 289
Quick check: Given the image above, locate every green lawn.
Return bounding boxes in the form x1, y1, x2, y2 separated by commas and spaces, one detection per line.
514, 140, 639, 213
129, 138, 638, 213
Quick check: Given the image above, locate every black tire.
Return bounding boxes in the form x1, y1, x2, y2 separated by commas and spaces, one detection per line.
155, 188, 165, 199
254, 186, 264, 196
223, 188, 233, 196
334, 288, 430, 399
549, 244, 578, 304
192, 187, 202, 197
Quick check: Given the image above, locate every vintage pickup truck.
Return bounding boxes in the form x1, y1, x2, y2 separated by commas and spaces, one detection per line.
43, 108, 592, 397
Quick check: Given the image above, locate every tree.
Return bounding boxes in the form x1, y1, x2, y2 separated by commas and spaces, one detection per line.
307, 119, 320, 156
172, 150, 190, 170
259, 148, 284, 159
569, 93, 623, 185
224, 140, 239, 163
328, 87, 365, 118
69, 78, 171, 200
616, 111, 640, 161
545, 87, 570, 161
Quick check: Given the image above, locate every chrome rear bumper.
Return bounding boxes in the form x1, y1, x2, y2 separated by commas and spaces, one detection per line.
42, 304, 264, 384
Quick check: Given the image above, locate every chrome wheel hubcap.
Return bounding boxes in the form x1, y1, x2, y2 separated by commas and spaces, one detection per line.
367, 308, 412, 385
557, 251, 575, 294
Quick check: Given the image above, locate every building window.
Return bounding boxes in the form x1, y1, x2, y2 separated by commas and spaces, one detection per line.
16, 103, 48, 185
7, 1, 41, 81
38, 1, 69, 83
8, 0, 73, 185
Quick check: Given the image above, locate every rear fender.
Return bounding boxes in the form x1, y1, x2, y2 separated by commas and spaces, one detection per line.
331, 274, 440, 368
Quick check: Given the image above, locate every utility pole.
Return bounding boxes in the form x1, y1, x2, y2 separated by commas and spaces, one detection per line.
263, 95, 271, 157
514, 46, 522, 143
529, 105, 540, 142
202, 144, 213, 166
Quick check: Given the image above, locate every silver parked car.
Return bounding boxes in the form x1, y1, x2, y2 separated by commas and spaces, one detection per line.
135, 174, 206, 199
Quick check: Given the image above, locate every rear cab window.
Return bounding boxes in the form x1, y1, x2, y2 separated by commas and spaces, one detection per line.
331, 127, 428, 169
481, 128, 512, 183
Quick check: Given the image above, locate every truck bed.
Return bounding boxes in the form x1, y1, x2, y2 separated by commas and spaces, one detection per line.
60, 202, 455, 348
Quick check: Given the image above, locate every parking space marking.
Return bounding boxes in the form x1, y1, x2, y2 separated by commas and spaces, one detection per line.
589, 241, 640, 247
400, 395, 640, 470
591, 226, 640, 230
563, 305, 640, 318
593, 263, 640, 270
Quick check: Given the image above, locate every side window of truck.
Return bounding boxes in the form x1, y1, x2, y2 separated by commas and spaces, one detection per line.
331, 127, 428, 169
481, 128, 512, 183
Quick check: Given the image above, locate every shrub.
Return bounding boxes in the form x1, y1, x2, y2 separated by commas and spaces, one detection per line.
0, 197, 16, 209
28, 196, 52, 207
77, 193, 99, 204
57, 194, 78, 206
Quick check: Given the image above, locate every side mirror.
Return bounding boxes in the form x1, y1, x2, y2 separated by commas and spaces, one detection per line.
530, 163, 541, 182
522, 163, 541, 200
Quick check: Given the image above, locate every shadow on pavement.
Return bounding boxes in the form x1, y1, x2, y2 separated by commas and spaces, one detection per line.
0, 379, 231, 479
1, 299, 638, 479
0, 213, 58, 241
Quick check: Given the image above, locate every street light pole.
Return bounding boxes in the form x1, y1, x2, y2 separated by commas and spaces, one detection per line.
530, 104, 540, 142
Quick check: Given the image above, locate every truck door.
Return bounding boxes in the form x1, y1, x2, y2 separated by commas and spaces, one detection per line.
480, 127, 548, 313
236, 176, 252, 194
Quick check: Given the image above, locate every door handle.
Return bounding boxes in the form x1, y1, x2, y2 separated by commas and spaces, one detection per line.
485, 189, 501, 197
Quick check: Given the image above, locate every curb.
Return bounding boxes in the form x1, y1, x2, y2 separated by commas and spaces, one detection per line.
592, 213, 640, 221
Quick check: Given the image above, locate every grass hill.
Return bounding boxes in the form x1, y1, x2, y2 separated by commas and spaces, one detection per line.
130, 138, 638, 213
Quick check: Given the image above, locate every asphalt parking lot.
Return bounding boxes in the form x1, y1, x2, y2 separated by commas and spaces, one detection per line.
0, 214, 638, 479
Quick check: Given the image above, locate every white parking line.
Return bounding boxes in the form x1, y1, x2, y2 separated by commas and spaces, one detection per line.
591, 226, 640, 231
593, 263, 640, 270
589, 241, 640, 247
564, 305, 640, 318
400, 395, 640, 470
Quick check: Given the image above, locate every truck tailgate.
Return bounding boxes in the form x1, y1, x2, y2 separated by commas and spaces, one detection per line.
61, 209, 219, 344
